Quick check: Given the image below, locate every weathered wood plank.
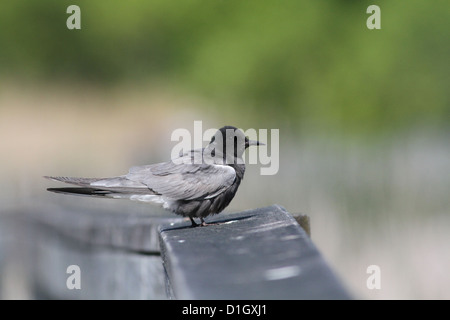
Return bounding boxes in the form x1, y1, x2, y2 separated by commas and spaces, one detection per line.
14, 204, 182, 299
5, 203, 351, 299
159, 205, 351, 299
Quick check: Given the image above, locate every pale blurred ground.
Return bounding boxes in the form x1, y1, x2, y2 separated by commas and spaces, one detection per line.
1, 82, 449, 299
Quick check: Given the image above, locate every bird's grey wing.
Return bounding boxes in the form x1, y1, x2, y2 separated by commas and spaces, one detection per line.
126, 154, 236, 201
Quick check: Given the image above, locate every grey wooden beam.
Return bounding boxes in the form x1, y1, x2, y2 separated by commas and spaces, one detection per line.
6, 203, 351, 299
11, 204, 182, 299
159, 205, 351, 300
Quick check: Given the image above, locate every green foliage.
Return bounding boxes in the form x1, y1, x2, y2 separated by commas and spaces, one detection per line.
0, 0, 448, 136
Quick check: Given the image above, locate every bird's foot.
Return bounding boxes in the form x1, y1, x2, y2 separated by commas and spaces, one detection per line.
199, 218, 219, 227
189, 217, 217, 227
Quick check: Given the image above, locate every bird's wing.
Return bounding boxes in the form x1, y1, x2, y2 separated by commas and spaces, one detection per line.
126, 152, 236, 201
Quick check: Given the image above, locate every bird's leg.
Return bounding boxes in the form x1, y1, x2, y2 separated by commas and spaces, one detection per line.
189, 217, 215, 227
189, 217, 199, 228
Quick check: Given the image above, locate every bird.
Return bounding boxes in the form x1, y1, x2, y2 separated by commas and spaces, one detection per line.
45, 126, 264, 227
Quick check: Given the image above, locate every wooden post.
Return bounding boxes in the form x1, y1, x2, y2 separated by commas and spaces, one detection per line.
292, 213, 311, 237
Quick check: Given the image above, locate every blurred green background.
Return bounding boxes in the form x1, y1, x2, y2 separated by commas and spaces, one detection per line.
1, 0, 449, 135
0, 0, 449, 299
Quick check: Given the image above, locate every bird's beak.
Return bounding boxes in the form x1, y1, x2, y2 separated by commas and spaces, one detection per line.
247, 140, 265, 147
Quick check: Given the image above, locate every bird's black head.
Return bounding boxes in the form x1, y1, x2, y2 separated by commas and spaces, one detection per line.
208, 126, 263, 161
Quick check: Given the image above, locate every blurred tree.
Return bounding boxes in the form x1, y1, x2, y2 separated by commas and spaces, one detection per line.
0, 0, 448, 136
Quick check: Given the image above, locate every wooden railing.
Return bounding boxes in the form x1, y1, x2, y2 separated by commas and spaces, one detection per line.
1, 204, 350, 299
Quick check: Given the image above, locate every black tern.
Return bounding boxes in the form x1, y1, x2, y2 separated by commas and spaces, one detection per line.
45, 126, 264, 227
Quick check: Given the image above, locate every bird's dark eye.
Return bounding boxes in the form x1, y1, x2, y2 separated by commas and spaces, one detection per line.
210, 135, 216, 143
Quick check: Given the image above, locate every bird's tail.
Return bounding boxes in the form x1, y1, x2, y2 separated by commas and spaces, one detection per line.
46, 186, 114, 197
44, 176, 154, 198
44, 176, 102, 187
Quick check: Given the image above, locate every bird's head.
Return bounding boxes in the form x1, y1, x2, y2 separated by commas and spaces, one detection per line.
207, 126, 264, 163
